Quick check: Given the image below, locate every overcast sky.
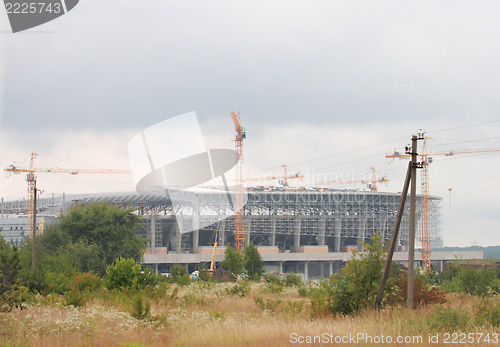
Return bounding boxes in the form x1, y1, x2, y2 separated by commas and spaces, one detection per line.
1, 1, 499, 247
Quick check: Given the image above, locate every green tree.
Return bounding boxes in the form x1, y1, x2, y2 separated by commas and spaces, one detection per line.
58, 202, 144, 271
244, 242, 264, 280
221, 245, 245, 281
0, 236, 27, 311
105, 257, 142, 290
311, 232, 386, 316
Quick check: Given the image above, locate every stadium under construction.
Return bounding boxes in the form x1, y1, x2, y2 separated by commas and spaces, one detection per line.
0, 187, 482, 279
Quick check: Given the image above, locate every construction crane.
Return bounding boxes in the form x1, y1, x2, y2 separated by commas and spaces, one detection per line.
210, 219, 222, 271
316, 167, 389, 191
4, 152, 131, 242
230, 111, 246, 252
387, 140, 500, 271
247, 164, 304, 186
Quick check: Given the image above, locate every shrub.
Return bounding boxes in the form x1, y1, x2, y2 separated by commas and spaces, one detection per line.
474, 298, 500, 328
105, 257, 142, 290
212, 268, 231, 282
312, 233, 386, 316
65, 287, 87, 307
0, 236, 27, 311
131, 294, 151, 320
221, 245, 245, 281
428, 305, 472, 332
263, 273, 283, 285
442, 265, 499, 296
385, 270, 446, 307
284, 272, 302, 287
72, 272, 102, 292
244, 243, 264, 280
168, 264, 190, 285
226, 281, 250, 297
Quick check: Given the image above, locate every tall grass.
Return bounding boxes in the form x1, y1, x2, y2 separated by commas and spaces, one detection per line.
1, 283, 499, 346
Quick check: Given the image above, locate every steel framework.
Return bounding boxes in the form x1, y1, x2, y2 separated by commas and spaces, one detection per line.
1, 189, 442, 254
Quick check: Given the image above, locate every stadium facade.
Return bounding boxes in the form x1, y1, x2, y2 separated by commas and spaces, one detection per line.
1, 188, 474, 279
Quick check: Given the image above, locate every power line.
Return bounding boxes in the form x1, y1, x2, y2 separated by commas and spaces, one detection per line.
263, 135, 410, 171
428, 120, 500, 134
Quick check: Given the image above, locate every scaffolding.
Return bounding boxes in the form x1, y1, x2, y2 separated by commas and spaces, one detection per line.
1, 189, 442, 253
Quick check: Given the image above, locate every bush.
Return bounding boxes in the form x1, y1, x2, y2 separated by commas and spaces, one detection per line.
385, 270, 446, 307
0, 236, 27, 311
105, 257, 142, 290
442, 265, 499, 296
130, 294, 151, 320
244, 243, 264, 280
226, 281, 250, 297
284, 272, 302, 287
72, 272, 102, 292
168, 264, 190, 285
263, 272, 282, 284
221, 245, 245, 281
429, 305, 472, 332
310, 232, 386, 316
474, 298, 500, 328
212, 268, 231, 282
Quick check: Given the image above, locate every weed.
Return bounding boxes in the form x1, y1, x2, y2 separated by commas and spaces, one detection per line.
130, 294, 151, 320
226, 281, 250, 297
474, 297, 500, 328
428, 305, 472, 332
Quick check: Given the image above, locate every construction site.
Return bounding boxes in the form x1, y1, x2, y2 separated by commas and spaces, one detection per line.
0, 112, 491, 279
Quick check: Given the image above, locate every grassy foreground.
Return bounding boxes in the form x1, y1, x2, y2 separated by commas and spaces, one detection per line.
1, 282, 499, 346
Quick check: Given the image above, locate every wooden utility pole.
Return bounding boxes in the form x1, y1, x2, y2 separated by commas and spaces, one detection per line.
375, 162, 412, 309
376, 133, 423, 309
407, 135, 418, 309
31, 184, 37, 271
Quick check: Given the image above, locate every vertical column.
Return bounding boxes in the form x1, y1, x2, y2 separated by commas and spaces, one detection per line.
279, 261, 283, 273
304, 261, 309, 281
358, 218, 367, 251
329, 261, 333, 277
192, 208, 200, 253
245, 216, 251, 247
151, 215, 156, 251
294, 218, 301, 252
220, 219, 226, 247
381, 218, 388, 242
192, 229, 199, 253
334, 218, 342, 252
175, 216, 182, 254
319, 217, 326, 246
1, 197, 4, 218
271, 216, 277, 247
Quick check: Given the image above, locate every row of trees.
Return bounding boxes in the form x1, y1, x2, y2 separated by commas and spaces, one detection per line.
0, 202, 267, 310
2, 202, 495, 316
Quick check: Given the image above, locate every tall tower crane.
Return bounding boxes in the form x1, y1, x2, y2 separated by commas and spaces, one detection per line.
4, 152, 131, 241
387, 141, 500, 271
316, 167, 389, 191
230, 111, 246, 252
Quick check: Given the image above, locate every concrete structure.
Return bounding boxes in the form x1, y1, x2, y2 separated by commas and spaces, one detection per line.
0, 189, 477, 279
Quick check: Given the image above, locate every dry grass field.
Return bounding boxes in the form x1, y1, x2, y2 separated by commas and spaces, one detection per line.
1, 282, 499, 346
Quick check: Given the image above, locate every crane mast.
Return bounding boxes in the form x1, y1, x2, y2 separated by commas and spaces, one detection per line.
420, 138, 431, 271
387, 141, 500, 272
230, 110, 246, 252
4, 152, 132, 244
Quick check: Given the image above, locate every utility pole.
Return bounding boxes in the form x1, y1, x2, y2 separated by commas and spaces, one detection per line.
376, 133, 423, 309
407, 135, 418, 308
31, 184, 37, 271
375, 162, 412, 309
